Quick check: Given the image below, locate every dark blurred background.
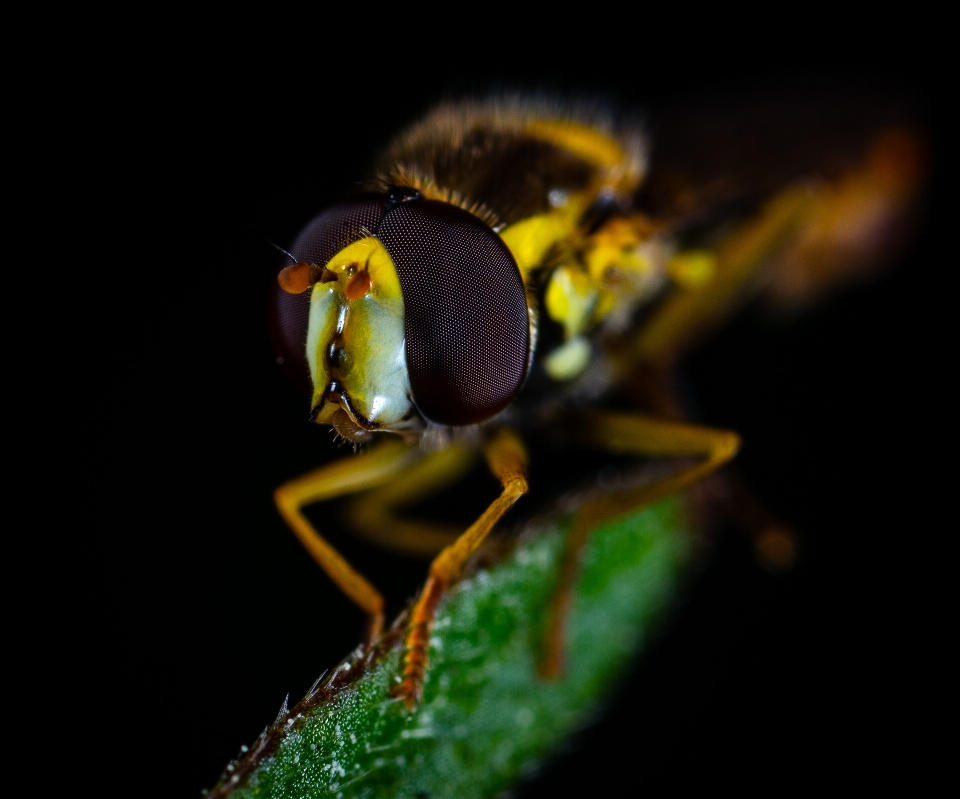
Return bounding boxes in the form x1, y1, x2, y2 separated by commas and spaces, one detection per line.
74, 37, 936, 798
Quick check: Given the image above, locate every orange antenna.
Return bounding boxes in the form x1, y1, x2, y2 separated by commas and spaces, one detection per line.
268, 239, 338, 294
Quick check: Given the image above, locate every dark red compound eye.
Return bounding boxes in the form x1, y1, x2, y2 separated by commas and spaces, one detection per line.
271, 191, 530, 426
378, 200, 530, 426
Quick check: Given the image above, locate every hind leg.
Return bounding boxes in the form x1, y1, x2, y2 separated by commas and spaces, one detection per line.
542, 410, 739, 677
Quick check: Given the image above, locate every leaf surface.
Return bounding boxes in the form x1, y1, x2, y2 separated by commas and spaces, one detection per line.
208, 496, 693, 799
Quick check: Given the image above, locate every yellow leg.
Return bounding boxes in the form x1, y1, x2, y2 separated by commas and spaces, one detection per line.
273, 439, 422, 642
392, 428, 530, 708
341, 443, 479, 558
541, 410, 740, 678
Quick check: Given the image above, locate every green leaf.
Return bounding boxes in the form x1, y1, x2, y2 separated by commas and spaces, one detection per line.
206, 496, 693, 799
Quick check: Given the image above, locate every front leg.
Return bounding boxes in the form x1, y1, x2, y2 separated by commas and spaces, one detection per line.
273, 439, 422, 642
392, 428, 530, 708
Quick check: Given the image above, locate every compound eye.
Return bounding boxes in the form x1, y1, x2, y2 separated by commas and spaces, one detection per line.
269, 195, 386, 392
377, 200, 530, 426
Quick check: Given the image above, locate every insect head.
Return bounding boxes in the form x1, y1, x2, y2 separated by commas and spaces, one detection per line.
272, 188, 531, 442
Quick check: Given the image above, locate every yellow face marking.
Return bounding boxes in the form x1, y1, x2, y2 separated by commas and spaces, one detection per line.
324, 238, 404, 315
306, 237, 414, 432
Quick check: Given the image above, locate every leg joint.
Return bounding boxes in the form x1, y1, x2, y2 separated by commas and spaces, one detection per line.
508, 475, 529, 498
273, 484, 290, 509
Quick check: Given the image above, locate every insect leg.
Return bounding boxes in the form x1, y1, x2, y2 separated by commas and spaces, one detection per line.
274, 439, 422, 642
616, 187, 818, 371
622, 365, 799, 571
541, 410, 739, 678
392, 428, 529, 708
341, 443, 480, 557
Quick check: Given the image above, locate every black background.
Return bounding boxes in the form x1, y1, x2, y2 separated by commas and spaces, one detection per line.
75, 41, 936, 798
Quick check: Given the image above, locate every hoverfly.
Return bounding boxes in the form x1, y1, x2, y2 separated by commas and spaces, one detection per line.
261, 95, 924, 713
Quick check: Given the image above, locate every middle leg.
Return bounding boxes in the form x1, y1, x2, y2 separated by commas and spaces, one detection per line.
541, 410, 740, 677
